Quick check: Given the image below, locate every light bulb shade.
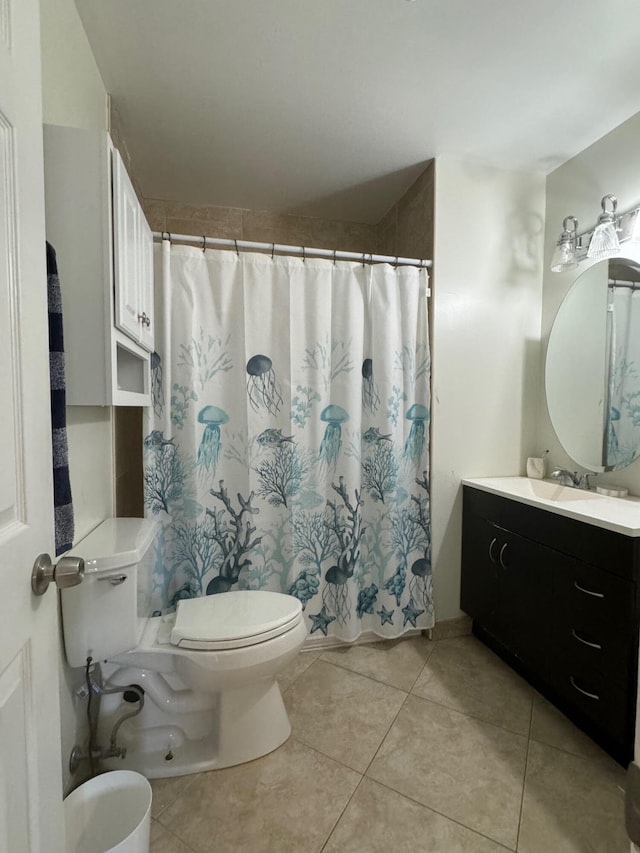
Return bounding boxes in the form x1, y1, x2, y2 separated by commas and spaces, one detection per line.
550, 239, 578, 272
550, 215, 579, 272
587, 221, 620, 260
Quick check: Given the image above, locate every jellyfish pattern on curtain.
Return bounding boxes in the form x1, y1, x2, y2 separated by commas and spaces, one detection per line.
606, 285, 640, 468
144, 242, 432, 642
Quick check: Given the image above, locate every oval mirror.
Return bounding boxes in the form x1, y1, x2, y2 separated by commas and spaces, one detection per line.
546, 256, 640, 472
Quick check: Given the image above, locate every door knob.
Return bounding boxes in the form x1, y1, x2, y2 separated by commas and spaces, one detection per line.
31, 553, 85, 596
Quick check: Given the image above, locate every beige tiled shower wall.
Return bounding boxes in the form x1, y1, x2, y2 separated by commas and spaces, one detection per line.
144, 199, 379, 254
143, 158, 434, 260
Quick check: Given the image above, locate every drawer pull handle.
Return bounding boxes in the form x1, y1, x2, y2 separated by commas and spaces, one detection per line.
499, 543, 508, 569
570, 675, 600, 701
571, 628, 602, 651
488, 538, 498, 564
574, 580, 604, 599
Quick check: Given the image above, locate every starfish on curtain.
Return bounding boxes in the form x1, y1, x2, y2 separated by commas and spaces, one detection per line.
402, 596, 425, 628
309, 605, 336, 636
377, 606, 394, 626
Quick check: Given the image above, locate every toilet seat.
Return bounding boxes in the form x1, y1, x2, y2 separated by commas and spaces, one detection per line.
170, 590, 303, 651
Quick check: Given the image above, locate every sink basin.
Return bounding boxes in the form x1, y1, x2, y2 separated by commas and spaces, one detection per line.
523, 479, 605, 503
461, 476, 640, 536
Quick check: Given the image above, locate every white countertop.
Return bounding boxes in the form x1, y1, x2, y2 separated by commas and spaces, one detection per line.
462, 476, 640, 537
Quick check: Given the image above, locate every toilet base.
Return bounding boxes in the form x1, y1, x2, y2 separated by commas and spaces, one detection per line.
99, 676, 292, 778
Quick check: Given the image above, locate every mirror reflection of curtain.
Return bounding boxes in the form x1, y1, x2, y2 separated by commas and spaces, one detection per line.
605, 283, 640, 467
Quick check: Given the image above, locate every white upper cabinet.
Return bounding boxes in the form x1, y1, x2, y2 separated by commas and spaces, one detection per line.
43, 125, 154, 406
113, 150, 154, 351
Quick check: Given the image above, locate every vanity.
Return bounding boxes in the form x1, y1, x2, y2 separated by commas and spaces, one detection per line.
461, 477, 640, 765
460, 252, 640, 766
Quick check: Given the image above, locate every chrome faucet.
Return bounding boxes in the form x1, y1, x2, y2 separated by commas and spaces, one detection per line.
550, 468, 594, 490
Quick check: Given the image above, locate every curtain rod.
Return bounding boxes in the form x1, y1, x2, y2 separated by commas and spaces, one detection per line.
153, 231, 432, 269
608, 281, 640, 290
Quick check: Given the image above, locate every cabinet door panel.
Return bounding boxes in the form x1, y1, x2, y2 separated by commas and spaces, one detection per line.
498, 530, 555, 669
460, 512, 503, 637
113, 149, 142, 343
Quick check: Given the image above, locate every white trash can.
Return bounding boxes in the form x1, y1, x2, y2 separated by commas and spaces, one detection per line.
64, 770, 152, 853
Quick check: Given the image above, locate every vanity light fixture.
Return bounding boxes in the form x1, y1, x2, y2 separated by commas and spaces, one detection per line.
550, 216, 579, 272
586, 195, 620, 260
550, 193, 640, 273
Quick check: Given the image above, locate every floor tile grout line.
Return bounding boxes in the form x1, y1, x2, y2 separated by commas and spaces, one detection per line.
360, 688, 413, 778
365, 777, 516, 852
405, 641, 437, 694
300, 655, 412, 701
153, 818, 200, 853
406, 688, 534, 740
279, 651, 323, 693
525, 731, 625, 771
515, 692, 535, 850
151, 772, 202, 820
290, 734, 368, 777
318, 774, 368, 853
316, 652, 429, 694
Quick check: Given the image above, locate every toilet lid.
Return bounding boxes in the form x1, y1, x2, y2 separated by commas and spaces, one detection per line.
170, 590, 303, 650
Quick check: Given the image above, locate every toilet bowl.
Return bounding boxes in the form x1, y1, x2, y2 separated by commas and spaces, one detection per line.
60, 519, 307, 778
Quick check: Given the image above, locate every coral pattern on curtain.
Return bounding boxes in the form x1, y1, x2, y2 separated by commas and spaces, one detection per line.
144, 241, 433, 642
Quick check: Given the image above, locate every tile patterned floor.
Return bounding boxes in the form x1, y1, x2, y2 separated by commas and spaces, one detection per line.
150, 634, 628, 852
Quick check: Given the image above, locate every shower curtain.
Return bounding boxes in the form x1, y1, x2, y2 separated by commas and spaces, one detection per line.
605, 285, 640, 468
143, 241, 433, 643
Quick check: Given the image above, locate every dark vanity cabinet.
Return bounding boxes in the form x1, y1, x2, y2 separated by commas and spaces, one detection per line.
461, 485, 640, 765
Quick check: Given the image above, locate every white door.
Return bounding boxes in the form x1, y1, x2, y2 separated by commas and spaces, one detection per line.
0, 0, 65, 851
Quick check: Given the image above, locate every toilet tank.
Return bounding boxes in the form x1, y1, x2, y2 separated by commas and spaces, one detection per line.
60, 518, 158, 668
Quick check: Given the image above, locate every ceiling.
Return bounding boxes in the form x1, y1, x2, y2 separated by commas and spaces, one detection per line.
74, 0, 640, 224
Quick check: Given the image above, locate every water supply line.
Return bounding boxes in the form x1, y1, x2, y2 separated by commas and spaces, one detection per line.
69, 656, 145, 776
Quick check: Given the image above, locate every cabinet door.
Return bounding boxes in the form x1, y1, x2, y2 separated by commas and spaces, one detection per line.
499, 530, 555, 670
113, 149, 143, 343
138, 214, 155, 353
460, 512, 504, 638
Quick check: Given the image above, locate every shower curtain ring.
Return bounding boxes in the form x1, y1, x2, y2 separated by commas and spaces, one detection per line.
271, 242, 275, 260
202, 235, 206, 253
362, 253, 366, 268
234, 239, 239, 256
302, 247, 306, 263
333, 249, 337, 265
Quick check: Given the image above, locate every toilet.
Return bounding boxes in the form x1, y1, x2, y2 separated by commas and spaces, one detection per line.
60, 518, 307, 778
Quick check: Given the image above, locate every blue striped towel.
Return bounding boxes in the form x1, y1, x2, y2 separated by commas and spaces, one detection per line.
47, 242, 74, 555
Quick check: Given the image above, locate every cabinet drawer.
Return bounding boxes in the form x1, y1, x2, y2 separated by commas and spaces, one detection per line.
552, 657, 630, 745
554, 559, 634, 631
555, 622, 634, 686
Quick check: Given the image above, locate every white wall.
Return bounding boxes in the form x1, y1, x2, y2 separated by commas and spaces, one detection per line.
40, 0, 112, 793
431, 157, 546, 620
40, 0, 113, 543
40, 0, 108, 131
540, 111, 640, 494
